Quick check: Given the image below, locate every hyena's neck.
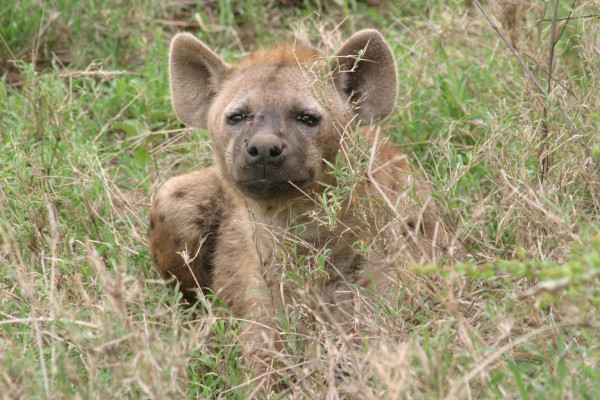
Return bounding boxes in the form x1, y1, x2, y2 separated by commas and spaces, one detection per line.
245, 193, 363, 254
245, 196, 316, 232
245, 194, 362, 279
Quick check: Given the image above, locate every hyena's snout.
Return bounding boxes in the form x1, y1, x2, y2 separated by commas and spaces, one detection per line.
244, 132, 286, 167
232, 126, 314, 199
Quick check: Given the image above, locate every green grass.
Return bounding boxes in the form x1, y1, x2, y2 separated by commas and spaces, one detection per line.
1, 0, 599, 398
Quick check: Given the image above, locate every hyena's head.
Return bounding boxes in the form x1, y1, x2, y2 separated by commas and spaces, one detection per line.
169, 30, 397, 200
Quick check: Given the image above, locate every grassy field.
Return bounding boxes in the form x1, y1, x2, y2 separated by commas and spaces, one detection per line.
1, 0, 599, 398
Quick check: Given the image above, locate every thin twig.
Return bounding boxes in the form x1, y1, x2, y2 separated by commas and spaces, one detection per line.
540, 13, 599, 22
555, 1, 576, 45
539, 0, 560, 181
521, 53, 578, 99
0, 317, 98, 328
546, 0, 560, 124
58, 70, 140, 79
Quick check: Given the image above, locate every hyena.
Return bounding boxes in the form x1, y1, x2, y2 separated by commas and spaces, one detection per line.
149, 29, 462, 393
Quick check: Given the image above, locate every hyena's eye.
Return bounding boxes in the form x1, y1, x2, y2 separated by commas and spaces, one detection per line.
227, 113, 250, 125
296, 114, 320, 127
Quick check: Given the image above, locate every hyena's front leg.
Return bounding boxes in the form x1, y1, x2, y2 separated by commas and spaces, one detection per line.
240, 271, 282, 397
149, 167, 225, 301
212, 215, 282, 395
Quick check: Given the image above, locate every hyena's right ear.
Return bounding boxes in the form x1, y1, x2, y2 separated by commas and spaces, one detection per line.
169, 33, 229, 128
333, 30, 397, 122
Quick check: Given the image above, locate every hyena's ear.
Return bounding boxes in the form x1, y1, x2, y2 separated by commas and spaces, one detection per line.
169, 33, 229, 128
333, 30, 397, 122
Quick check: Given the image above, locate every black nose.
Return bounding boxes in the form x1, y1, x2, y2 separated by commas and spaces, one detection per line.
245, 133, 286, 165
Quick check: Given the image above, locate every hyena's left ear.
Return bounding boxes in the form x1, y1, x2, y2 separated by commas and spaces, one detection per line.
333, 30, 397, 122
169, 33, 229, 128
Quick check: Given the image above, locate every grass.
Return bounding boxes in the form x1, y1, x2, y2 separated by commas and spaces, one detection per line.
1, 0, 599, 398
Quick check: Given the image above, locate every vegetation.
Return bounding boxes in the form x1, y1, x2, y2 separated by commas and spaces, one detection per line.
1, 0, 599, 398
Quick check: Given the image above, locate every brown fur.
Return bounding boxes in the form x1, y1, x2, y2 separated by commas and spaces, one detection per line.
149, 30, 463, 394
239, 42, 321, 67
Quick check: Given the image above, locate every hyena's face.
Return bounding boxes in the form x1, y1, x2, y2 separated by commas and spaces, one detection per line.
206, 61, 343, 200
169, 30, 398, 200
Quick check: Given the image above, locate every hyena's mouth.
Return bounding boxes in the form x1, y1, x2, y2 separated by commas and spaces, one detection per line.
235, 176, 314, 199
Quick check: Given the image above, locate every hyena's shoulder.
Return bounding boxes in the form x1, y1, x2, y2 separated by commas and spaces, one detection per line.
149, 166, 230, 299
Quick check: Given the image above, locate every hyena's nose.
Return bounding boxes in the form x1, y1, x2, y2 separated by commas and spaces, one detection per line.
245, 133, 286, 166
